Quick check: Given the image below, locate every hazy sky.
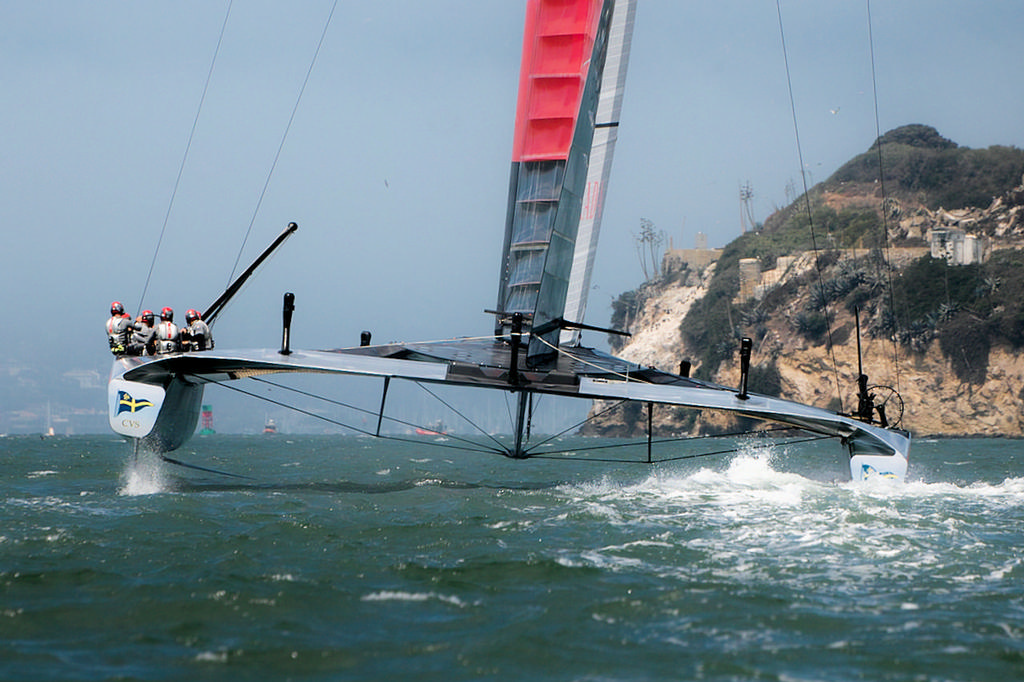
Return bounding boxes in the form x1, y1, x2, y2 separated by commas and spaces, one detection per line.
3, 1, 1023, 386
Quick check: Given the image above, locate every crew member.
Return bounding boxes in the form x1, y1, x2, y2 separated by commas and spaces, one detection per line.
154, 307, 180, 354
106, 301, 132, 355
127, 310, 157, 356
182, 309, 213, 351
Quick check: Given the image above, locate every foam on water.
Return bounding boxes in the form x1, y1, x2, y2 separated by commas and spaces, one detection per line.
551, 440, 1024, 587
6, 435, 1024, 680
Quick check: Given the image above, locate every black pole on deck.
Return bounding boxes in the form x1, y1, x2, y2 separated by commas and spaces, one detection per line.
737, 337, 752, 400
280, 292, 294, 355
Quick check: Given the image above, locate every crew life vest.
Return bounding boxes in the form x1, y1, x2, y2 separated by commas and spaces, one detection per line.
106, 314, 132, 355
154, 321, 180, 354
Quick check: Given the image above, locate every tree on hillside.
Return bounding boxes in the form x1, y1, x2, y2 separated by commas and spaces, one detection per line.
633, 218, 666, 281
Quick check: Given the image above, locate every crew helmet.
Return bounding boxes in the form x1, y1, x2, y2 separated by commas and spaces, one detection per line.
141, 310, 154, 325
111, 301, 124, 316
186, 309, 200, 324
160, 307, 174, 322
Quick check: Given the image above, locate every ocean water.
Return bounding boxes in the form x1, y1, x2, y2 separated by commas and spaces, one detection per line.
2, 434, 1023, 681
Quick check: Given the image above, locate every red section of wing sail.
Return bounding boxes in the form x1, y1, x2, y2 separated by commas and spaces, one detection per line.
512, 0, 603, 162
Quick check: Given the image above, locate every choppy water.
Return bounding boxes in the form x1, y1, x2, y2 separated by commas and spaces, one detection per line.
3, 434, 1023, 681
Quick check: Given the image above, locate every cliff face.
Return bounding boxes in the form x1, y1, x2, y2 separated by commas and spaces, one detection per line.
587, 129, 1024, 439
587, 260, 1024, 438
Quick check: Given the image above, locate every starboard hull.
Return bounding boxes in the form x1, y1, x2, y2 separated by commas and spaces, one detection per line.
109, 359, 203, 453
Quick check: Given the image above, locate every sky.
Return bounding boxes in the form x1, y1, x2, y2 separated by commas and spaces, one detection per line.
3, 1, 1024, 430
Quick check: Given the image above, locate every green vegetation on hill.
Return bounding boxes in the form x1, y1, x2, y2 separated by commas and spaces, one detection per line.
666, 125, 1024, 384
828, 124, 1024, 209
890, 251, 1024, 384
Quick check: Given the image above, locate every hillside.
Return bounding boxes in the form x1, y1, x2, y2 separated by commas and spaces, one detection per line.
588, 125, 1024, 438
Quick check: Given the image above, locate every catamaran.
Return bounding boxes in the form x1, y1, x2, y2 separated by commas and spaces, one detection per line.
107, 0, 909, 482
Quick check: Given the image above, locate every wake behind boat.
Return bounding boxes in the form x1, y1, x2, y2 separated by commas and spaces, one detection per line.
107, 0, 909, 482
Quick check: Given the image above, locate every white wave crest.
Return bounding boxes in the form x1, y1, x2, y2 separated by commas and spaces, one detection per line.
361, 590, 472, 608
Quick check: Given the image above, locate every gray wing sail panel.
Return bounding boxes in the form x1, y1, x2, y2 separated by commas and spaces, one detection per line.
562, 0, 636, 346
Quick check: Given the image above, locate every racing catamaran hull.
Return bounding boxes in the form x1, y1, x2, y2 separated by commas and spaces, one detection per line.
107, 339, 909, 481
109, 361, 203, 453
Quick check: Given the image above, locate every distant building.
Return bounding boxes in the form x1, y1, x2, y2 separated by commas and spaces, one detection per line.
929, 228, 989, 265
738, 255, 802, 302
738, 258, 761, 300
662, 231, 722, 273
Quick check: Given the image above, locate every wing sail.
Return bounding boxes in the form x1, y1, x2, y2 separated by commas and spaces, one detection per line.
495, 0, 617, 362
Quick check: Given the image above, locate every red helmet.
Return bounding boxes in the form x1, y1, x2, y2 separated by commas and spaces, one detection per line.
186, 309, 200, 324
141, 310, 155, 325
111, 301, 124, 316
160, 307, 174, 322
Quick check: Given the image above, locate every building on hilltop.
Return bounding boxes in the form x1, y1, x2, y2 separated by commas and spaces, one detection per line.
928, 227, 989, 265
662, 231, 723, 275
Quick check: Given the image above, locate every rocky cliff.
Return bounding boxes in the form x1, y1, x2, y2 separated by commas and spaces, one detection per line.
586, 127, 1024, 438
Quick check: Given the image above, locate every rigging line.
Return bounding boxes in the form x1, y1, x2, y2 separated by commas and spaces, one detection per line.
248, 375, 500, 454
519, 397, 635, 456
413, 382, 509, 452
528, 424, 803, 458
532, 335, 654, 384
866, 0, 903, 396
326, 333, 499, 353
226, 0, 339, 285
137, 0, 233, 315
648, 434, 835, 464
502, 392, 516, 435
160, 454, 253, 480
529, 435, 836, 465
210, 378, 505, 456
775, 0, 845, 412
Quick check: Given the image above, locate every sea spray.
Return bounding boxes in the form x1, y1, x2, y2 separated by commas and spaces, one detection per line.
119, 448, 169, 495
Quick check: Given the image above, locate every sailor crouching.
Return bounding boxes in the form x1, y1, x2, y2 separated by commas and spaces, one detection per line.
181, 309, 214, 352
126, 309, 157, 356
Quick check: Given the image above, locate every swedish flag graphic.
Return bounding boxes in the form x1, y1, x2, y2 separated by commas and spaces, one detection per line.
117, 390, 153, 414
861, 464, 898, 480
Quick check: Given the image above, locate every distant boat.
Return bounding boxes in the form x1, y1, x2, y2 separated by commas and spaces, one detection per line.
43, 401, 55, 437
263, 418, 277, 435
415, 421, 447, 437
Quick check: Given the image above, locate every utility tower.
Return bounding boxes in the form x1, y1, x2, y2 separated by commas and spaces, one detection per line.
739, 181, 755, 233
